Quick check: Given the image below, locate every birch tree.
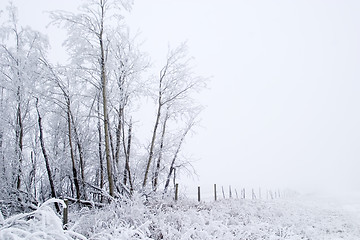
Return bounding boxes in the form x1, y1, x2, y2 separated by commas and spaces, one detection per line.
0, 4, 49, 192
143, 44, 206, 190
50, 0, 134, 197
107, 30, 148, 192
0, 1, 207, 207
163, 109, 201, 193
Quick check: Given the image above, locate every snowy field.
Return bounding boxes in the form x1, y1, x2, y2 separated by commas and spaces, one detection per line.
1, 194, 360, 240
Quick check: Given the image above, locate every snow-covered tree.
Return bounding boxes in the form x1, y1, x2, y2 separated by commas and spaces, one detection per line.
50, 0, 134, 197
143, 44, 206, 191
0, 3, 51, 214
0, 0, 206, 213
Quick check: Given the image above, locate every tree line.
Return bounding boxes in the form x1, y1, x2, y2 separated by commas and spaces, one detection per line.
0, 0, 205, 216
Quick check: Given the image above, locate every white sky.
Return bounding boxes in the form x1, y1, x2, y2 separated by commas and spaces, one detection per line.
2, 0, 360, 197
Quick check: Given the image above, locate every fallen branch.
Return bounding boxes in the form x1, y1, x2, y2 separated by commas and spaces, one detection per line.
64, 197, 106, 208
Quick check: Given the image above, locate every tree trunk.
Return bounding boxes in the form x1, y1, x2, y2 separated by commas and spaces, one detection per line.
15, 87, 23, 190
0, 87, 5, 183
97, 97, 104, 191
36, 99, 60, 213
143, 101, 162, 188
0, 128, 4, 183
70, 112, 86, 199
123, 118, 133, 192
108, 115, 116, 169
143, 58, 170, 188
99, 3, 114, 197
164, 128, 189, 193
66, 99, 81, 201
14, 28, 23, 190
28, 151, 36, 198
153, 110, 169, 191
114, 106, 123, 166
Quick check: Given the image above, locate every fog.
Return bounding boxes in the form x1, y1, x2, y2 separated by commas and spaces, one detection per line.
126, 0, 360, 195
3, 0, 360, 197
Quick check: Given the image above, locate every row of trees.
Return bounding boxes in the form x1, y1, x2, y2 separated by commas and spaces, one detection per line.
0, 0, 205, 215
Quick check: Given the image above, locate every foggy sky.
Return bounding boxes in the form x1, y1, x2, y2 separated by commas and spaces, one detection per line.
127, 0, 360, 195
2, 0, 360, 196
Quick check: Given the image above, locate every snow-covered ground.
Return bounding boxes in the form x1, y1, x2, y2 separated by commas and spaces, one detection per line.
298, 191, 360, 229
1, 194, 360, 239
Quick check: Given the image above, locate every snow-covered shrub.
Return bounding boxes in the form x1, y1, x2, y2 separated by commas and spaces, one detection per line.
0, 198, 86, 240
65, 195, 360, 240
0, 187, 38, 218
2, 195, 360, 239
67, 193, 152, 239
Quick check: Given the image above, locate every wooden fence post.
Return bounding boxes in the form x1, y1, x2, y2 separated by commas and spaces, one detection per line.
229, 185, 232, 198
214, 184, 217, 201
252, 189, 256, 200
235, 189, 239, 199
198, 186, 201, 202
259, 188, 262, 199
175, 183, 179, 201
63, 199, 68, 229
222, 186, 225, 199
